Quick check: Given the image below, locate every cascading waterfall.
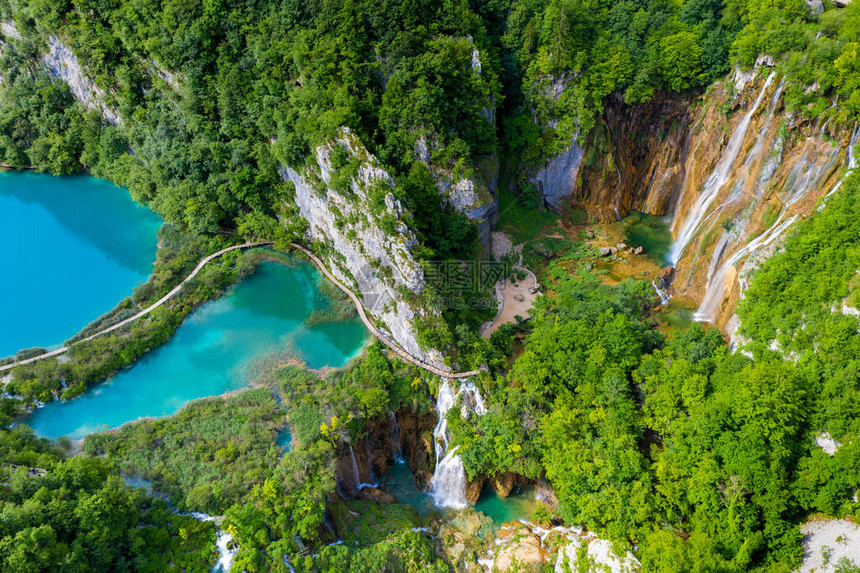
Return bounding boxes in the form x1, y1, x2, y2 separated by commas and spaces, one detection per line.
431, 379, 486, 509
184, 512, 238, 573
348, 445, 361, 489
669, 72, 776, 265
820, 122, 860, 208
612, 164, 623, 221
347, 445, 376, 490
433, 446, 468, 509
694, 214, 798, 322
695, 117, 860, 323
651, 281, 671, 305
213, 529, 236, 573
390, 411, 404, 462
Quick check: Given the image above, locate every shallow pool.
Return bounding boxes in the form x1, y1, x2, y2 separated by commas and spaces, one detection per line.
27, 262, 367, 438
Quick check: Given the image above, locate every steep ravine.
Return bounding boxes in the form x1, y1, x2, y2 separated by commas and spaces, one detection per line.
542, 65, 855, 330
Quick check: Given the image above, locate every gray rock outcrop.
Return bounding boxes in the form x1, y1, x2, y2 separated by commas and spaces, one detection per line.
414, 133, 498, 247
282, 128, 446, 368
43, 34, 120, 125
533, 137, 584, 212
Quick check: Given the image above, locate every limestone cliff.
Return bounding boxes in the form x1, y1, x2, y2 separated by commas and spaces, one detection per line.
42, 34, 120, 126
531, 90, 690, 220
2, 21, 182, 125
282, 127, 447, 368
570, 66, 854, 330
415, 133, 498, 247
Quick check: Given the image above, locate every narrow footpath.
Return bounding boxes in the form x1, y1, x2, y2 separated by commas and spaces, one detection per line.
1, 242, 481, 379
290, 244, 481, 379
0, 242, 268, 373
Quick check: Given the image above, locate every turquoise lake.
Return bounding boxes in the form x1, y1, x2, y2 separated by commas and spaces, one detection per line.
385, 461, 536, 527
0, 172, 161, 357
27, 261, 367, 439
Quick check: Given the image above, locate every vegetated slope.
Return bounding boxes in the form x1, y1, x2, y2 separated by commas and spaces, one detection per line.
1, 0, 860, 571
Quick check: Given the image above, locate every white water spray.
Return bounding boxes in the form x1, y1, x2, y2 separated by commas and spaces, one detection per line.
694, 213, 797, 322
184, 512, 238, 573
670, 72, 776, 264
820, 122, 860, 209
431, 379, 486, 508
347, 445, 377, 490
432, 446, 468, 509
651, 281, 671, 305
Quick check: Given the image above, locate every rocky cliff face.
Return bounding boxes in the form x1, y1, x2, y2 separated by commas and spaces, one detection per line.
533, 139, 584, 213
531, 91, 690, 220
334, 408, 436, 497
570, 66, 854, 330
282, 127, 446, 367
1, 22, 120, 125
415, 133, 498, 248
666, 68, 849, 329
42, 34, 121, 126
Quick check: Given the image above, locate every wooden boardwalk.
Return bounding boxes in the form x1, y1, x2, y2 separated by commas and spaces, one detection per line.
290, 244, 481, 379
0, 242, 269, 373
1, 242, 480, 380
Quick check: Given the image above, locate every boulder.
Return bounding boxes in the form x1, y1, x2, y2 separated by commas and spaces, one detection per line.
633, 246, 644, 255
805, 0, 824, 15
599, 247, 613, 257
490, 472, 516, 498
615, 243, 627, 250
659, 266, 675, 285
494, 524, 548, 571
755, 54, 776, 68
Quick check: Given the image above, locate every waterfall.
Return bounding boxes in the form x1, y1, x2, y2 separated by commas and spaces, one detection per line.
459, 380, 487, 415
694, 213, 798, 322
346, 444, 377, 491
432, 380, 458, 464
820, 122, 860, 209
431, 379, 486, 509
347, 445, 376, 490
390, 411, 404, 462
432, 446, 468, 509
183, 512, 238, 573
651, 281, 671, 305
348, 445, 360, 489
213, 529, 236, 573
695, 115, 860, 323
669, 72, 776, 265
612, 164, 623, 221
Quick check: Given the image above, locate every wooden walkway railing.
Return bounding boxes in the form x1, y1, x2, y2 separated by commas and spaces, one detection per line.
0, 242, 269, 373
1, 242, 480, 380
290, 244, 481, 379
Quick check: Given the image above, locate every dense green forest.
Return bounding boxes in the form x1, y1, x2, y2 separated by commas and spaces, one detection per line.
3, 0, 860, 232
1, 0, 860, 571
0, 427, 216, 571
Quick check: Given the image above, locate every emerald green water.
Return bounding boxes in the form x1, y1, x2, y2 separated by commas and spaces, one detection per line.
623, 211, 673, 265
0, 172, 161, 357
27, 262, 367, 439
474, 483, 537, 526
385, 462, 536, 526
385, 461, 438, 516
656, 299, 696, 331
